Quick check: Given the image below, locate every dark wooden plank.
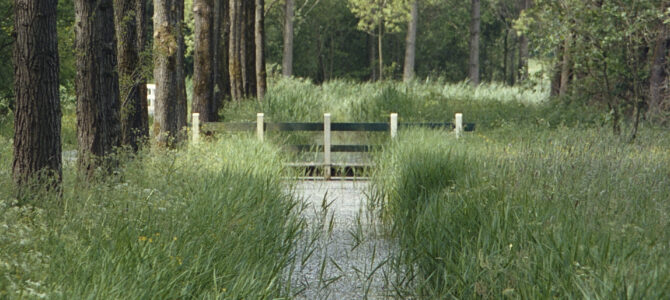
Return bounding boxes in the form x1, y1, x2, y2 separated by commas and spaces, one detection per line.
331, 123, 389, 131
398, 122, 476, 131
266, 122, 323, 131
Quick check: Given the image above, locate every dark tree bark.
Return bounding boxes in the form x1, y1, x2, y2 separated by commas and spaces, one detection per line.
215, 0, 230, 107
282, 0, 294, 77
243, 0, 256, 97
649, 20, 670, 122
136, 0, 149, 142
75, 0, 121, 177
115, 0, 149, 151
192, 0, 215, 122
403, 0, 418, 82
12, 0, 62, 190
255, 0, 266, 100
175, 0, 187, 131
229, 0, 244, 100
153, 0, 186, 146
469, 0, 480, 85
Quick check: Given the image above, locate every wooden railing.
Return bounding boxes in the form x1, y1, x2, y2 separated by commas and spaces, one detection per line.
191, 113, 475, 179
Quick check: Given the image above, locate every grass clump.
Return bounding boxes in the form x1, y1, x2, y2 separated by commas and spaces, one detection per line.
372, 127, 670, 298
0, 137, 304, 298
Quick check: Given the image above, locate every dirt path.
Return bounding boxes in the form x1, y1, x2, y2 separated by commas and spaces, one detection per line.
288, 180, 394, 299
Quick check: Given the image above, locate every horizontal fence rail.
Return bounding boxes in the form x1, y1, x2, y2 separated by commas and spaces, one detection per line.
192, 113, 474, 179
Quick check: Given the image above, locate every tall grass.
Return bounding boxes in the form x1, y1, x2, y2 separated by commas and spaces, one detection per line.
0, 137, 304, 298
371, 127, 670, 298
223, 77, 599, 130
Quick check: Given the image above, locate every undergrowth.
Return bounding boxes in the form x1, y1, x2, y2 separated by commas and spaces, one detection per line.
371, 128, 670, 298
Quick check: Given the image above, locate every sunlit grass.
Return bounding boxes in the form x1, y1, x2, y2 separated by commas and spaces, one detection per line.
371, 127, 670, 298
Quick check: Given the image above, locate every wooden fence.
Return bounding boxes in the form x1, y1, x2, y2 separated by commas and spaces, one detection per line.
191, 113, 475, 179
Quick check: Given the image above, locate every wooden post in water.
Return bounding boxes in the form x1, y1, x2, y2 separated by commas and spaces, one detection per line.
257, 113, 264, 142
324, 113, 331, 180
455, 113, 463, 138
192, 113, 200, 144
390, 113, 398, 139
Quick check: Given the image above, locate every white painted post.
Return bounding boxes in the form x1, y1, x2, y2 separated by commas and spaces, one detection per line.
257, 113, 264, 142
324, 113, 332, 180
390, 113, 398, 139
454, 113, 463, 138
192, 113, 200, 144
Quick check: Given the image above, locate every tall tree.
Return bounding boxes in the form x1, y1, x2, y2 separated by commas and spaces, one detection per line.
403, 0, 418, 82
75, 0, 122, 177
115, 0, 149, 151
469, 0, 480, 85
282, 0, 294, 77
12, 0, 62, 190
192, 0, 215, 122
229, 0, 244, 100
215, 0, 230, 108
242, 0, 257, 97
517, 0, 531, 81
154, 0, 186, 146
255, 0, 267, 100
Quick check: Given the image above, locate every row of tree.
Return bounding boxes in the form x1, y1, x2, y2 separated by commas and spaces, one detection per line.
11, 0, 267, 192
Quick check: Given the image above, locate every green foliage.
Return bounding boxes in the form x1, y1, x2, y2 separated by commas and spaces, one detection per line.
348, 0, 411, 34
0, 136, 304, 298
372, 128, 670, 298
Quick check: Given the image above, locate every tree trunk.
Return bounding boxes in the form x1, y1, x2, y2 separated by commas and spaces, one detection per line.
403, 0, 418, 82
518, 0, 531, 82
75, 0, 121, 177
255, 0, 266, 100
243, 0, 256, 97
12, 0, 62, 191
115, 0, 148, 151
192, 0, 215, 122
559, 34, 572, 96
282, 0, 294, 77
378, 22, 383, 81
153, 0, 185, 146
469, 0, 480, 85
216, 0, 230, 107
648, 21, 669, 122
369, 33, 377, 81
136, 0, 149, 143
229, 0, 243, 100
175, 0, 187, 131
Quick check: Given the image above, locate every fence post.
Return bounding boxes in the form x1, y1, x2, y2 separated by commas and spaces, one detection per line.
192, 113, 200, 144
257, 113, 264, 142
390, 113, 398, 139
324, 113, 331, 180
454, 113, 463, 138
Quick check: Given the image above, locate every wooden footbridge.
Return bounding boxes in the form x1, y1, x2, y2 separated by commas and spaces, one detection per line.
191, 113, 474, 180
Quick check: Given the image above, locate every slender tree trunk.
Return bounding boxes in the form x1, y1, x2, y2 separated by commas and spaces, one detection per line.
175, 0, 187, 131
503, 29, 508, 83
12, 0, 62, 191
282, 0, 294, 77
369, 33, 377, 81
469, 0, 480, 85
75, 0, 121, 177
216, 0, 230, 105
136, 0, 149, 143
649, 21, 669, 122
378, 22, 383, 81
255, 0, 266, 100
153, 0, 185, 146
229, 0, 243, 100
243, 0, 256, 97
518, 0, 531, 82
559, 34, 572, 96
403, 0, 418, 82
210, 0, 222, 120
115, 0, 148, 151
192, 0, 215, 122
